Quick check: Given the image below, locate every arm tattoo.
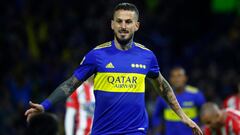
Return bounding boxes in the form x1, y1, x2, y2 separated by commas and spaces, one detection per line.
155, 74, 185, 119
47, 75, 83, 105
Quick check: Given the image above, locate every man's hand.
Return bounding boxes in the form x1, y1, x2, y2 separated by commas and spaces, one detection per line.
182, 117, 203, 135
25, 101, 44, 122
24, 76, 81, 123
150, 74, 203, 135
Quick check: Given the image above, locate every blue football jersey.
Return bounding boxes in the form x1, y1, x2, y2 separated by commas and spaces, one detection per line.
152, 85, 206, 135
74, 40, 160, 135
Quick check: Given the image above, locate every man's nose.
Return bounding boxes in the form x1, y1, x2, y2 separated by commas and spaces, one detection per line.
120, 22, 127, 29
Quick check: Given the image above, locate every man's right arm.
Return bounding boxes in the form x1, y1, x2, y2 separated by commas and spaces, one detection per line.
25, 48, 97, 122
45, 75, 82, 107
25, 75, 82, 121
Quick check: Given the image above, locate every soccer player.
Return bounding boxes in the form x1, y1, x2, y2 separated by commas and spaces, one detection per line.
200, 102, 240, 135
25, 3, 203, 135
152, 67, 205, 135
27, 113, 59, 135
65, 78, 95, 135
223, 82, 240, 110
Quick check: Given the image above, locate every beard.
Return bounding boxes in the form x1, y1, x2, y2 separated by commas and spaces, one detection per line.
115, 31, 134, 46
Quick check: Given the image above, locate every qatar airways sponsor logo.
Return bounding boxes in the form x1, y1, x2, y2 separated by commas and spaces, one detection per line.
107, 76, 138, 88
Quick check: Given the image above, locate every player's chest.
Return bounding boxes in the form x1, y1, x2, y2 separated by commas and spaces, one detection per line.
177, 95, 196, 107
96, 54, 150, 74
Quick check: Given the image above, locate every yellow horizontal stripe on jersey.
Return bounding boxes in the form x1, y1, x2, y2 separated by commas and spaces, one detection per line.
164, 107, 197, 121
94, 72, 146, 93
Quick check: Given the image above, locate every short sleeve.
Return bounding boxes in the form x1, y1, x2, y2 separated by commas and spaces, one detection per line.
147, 53, 160, 78
74, 50, 97, 81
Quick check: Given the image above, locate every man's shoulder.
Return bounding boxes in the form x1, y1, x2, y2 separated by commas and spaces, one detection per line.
134, 42, 151, 51
185, 85, 201, 94
225, 95, 238, 101
226, 108, 240, 117
134, 42, 155, 57
93, 41, 112, 50
86, 41, 112, 56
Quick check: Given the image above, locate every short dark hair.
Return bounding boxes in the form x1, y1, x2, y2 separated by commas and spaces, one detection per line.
27, 113, 59, 135
113, 3, 139, 20
170, 66, 186, 75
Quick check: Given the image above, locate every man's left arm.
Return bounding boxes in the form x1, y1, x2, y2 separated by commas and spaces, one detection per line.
149, 72, 203, 135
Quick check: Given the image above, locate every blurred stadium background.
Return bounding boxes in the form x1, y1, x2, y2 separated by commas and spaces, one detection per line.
0, 0, 239, 135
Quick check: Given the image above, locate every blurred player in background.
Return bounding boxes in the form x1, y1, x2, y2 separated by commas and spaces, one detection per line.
152, 67, 205, 135
27, 113, 59, 135
200, 102, 240, 135
65, 77, 94, 135
223, 82, 240, 110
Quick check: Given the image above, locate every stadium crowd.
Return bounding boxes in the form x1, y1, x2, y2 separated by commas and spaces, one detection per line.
0, 0, 239, 135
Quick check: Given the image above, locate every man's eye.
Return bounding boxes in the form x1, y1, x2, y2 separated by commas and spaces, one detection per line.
116, 20, 122, 23
126, 20, 132, 24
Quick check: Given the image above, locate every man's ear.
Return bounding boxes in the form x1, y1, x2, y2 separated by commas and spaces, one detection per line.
111, 20, 114, 30
135, 21, 140, 31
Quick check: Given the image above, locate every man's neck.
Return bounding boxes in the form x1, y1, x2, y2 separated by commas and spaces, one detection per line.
114, 37, 133, 51
175, 86, 185, 94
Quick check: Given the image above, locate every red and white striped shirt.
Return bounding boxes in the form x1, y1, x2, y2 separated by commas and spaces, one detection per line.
224, 95, 240, 110
65, 82, 95, 135
204, 109, 240, 135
